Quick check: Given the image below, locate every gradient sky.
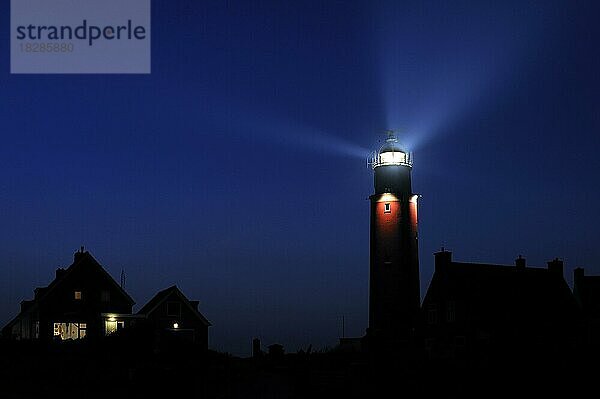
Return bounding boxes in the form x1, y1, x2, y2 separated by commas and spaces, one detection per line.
1, 0, 599, 356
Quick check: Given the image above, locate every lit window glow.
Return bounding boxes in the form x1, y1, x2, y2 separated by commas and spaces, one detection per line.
379, 151, 406, 165
384, 203, 391, 213
379, 193, 397, 202
53, 322, 87, 340
105, 320, 124, 335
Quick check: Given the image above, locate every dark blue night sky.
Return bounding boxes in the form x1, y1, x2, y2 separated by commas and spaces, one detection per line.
1, 1, 599, 355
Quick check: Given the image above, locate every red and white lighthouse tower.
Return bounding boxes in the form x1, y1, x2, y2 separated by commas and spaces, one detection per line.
367, 131, 420, 343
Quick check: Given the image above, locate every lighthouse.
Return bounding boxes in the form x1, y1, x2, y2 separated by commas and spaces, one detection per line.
367, 131, 420, 344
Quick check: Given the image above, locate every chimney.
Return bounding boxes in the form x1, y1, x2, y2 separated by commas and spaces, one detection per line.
55, 268, 66, 279
515, 255, 526, 269
547, 258, 564, 276
434, 247, 452, 271
573, 267, 585, 304
74, 246, 85, 262
189, 300, 200, 310
252, 338, 262, 358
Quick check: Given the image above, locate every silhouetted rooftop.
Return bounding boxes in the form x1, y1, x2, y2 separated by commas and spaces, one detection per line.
424, 256, 580, 332
137, 285, 211, 326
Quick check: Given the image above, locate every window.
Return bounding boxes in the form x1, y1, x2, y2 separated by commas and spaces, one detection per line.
105, 320, 125, 335
167, 302, 181, 317
74, 291, 82, 300
379, 151, 407, 165
105, 320, 117, 335
79, 323, 87, 339
384, 203, 391, 213
53, 322, 86, 340
446, 300, 456, 322
427, 304, 438, 325
101, 290, 110, 302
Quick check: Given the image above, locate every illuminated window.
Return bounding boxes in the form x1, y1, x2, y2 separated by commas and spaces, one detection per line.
101, 290, 110, 302
74, 291, 82, 300
105, 320, 125, 335
79, 323, 87, 339
167, 302, 181, 317
384, 203, 391, 213
105, 320, 116, 335
379, 151, 406, 165
53, 322, 87, 340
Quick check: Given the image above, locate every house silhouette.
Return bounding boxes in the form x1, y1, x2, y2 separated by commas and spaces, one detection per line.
137, 285, 211, 348
2, 248, 211, 350
2, 248, 134, 342
421, 250, 581, 360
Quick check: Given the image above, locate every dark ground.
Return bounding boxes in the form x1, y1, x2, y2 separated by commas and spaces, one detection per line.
1, 338, 598, 398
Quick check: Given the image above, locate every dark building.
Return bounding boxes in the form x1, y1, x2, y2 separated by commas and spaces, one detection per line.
267, 343, 285, 357
573, 267, 600, 346
366, 132, 420, 345
137, 285, 211, 349
421, 250, 580, 360
2, 248, 135, 342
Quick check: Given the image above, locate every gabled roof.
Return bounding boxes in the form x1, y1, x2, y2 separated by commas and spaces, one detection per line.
34, 251, 135, 306
2, 250, 134, 333
137, 285, 211, 326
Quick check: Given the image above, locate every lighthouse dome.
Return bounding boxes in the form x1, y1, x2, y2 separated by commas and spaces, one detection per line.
373, 132, 411, 168
379, 139, 405, 154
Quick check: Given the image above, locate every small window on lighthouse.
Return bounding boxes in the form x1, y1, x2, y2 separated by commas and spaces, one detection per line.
384, 203, 391, 213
